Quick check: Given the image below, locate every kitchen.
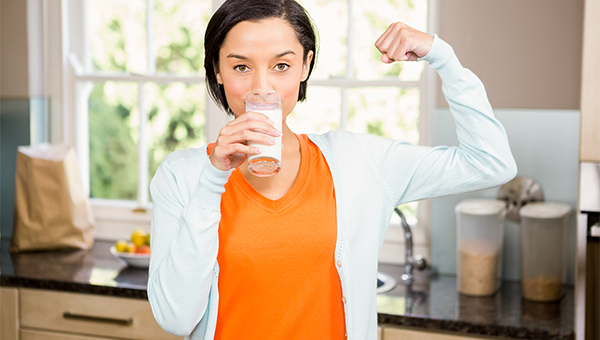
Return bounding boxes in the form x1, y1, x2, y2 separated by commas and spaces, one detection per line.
1, 0, 599, 339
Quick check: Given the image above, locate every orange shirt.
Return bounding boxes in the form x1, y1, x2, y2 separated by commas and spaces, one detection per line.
210, 134, 345, 339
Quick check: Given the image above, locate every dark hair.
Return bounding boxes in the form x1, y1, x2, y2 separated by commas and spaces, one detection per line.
204, 0, 318, 115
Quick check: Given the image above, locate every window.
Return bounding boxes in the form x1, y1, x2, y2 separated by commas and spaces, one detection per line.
51, 0, 434, 247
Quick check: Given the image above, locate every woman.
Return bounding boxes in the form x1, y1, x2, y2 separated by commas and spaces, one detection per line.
148, 0, 517, 339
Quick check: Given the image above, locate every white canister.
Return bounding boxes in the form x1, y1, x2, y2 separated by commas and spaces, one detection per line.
520, 202, 571, 302
456, 199, 507, 296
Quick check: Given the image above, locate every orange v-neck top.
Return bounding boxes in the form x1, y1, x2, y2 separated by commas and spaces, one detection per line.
209, 134, 345, 339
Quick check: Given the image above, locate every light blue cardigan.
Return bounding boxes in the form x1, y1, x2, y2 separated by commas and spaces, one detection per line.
148, 35, 517, 340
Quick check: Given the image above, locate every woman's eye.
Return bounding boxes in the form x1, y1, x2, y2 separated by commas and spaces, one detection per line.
275, 64, 289, 71
234, 65, 249, 72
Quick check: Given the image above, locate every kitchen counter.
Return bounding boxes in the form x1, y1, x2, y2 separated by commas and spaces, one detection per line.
1, 240, 574, 339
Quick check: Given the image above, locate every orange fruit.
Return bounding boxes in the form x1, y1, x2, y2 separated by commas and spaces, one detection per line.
126, 242, 137, 253
137, 245, 151, 254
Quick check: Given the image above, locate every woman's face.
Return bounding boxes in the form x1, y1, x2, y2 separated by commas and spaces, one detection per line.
216, 18, 313, 118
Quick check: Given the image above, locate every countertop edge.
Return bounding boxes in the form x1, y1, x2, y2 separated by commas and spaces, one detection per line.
378, 313, 574, 340
0, 275, 148, 300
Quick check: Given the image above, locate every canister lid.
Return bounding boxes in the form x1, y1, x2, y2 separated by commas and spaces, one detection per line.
455, 199, 506, 215
519, 202, 571, 219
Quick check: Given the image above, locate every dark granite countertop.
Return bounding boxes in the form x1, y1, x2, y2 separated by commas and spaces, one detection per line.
1, 240, 574, 339
1, 240, 149, 299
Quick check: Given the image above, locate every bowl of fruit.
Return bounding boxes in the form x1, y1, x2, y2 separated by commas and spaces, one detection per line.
110, 229, 151, 268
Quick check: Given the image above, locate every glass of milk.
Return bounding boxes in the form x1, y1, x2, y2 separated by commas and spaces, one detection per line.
246, 89, 282, 177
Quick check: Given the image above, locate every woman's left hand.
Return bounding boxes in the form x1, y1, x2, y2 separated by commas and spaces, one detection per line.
375, 22, 434, 63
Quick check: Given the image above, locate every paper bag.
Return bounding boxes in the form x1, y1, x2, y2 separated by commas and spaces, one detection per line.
11, 144, 95, 252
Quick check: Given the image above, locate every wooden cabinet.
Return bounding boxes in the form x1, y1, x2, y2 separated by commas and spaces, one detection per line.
381, 326, 504, 340
580, 0, 600, 162
21, 329, 112, 340
5, 288, 182, 340
0, 287, 19, 340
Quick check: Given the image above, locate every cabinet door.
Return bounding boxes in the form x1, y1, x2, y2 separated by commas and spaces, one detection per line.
0, 287, 19, 340
20, 288, 182, 340
580, 0, 600, 162
382, 326, 496, 340
21, 329, 112, 340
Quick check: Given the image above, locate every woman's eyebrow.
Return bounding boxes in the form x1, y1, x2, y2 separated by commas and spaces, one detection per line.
275, 50, 296, 58
226, 50, 296, 60
227, 53, 247, 60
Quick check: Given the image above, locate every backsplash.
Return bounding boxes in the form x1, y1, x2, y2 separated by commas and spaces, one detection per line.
430, 108, 580, 285
0, 97, 48, 241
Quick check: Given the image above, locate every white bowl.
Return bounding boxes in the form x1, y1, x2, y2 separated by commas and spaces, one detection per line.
110, 245, 150, 268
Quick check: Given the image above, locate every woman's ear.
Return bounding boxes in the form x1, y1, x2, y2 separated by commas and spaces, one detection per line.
301, 51, 314, 82
214, 61, 223, 84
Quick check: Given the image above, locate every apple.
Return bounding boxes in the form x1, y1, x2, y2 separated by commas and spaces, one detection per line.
131, 229, 148, 248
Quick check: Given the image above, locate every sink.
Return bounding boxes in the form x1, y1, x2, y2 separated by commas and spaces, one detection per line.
376, 272, 397, 294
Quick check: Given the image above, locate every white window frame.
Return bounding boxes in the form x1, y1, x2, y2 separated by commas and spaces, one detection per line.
46, 0, 437, 258
46, 0, 228, 241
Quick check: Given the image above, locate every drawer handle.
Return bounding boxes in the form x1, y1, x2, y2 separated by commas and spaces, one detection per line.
63, 312, 133, 326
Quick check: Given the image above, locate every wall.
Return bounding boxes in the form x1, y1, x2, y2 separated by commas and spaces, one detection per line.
436, 0, 583, 109
1, 0, 29, 97
1, 101, 32, 240
429, 0, 583, 285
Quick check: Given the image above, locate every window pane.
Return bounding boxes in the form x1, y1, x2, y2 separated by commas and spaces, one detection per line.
287, 86, 341, 134
154, 0, 212, 74
345, 87, 419, 144
89, 82, 139, 200
299, 0, 348, 79
354, 0, 428, 80
90, 0, 147, 73
146, 82, 207, 187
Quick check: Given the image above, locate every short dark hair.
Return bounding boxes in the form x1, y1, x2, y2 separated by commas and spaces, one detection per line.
204, 0, 318, 115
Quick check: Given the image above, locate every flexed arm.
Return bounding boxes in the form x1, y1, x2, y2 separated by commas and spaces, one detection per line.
363, 22, 517, 204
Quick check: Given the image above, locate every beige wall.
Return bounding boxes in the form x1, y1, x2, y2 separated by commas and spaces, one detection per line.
437, 0, 584, 109
1, 0, 29, 98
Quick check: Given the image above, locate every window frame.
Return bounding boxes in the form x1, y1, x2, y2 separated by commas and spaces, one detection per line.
47, 0, 437, 257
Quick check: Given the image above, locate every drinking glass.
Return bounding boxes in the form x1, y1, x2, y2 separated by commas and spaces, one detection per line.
246, 89, 282, 177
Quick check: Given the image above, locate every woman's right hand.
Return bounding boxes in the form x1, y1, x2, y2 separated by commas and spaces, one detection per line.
209, 111, 281, 171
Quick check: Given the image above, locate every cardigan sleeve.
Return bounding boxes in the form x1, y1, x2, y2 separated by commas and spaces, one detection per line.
360, 35, 517, 205
147, 148, 232, 337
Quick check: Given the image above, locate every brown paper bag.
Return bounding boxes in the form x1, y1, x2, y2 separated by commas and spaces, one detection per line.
11, 144, 95, 252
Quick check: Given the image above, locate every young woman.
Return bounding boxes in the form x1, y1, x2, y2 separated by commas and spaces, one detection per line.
148, 0, 517, 339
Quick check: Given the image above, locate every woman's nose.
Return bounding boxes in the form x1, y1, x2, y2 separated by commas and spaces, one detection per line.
252, 70, 271, 91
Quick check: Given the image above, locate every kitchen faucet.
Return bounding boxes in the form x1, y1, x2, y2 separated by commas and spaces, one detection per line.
394, 207, 427, 285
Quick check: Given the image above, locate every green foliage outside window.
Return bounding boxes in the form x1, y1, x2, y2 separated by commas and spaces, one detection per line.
89, 83, 138, 200
89, 0, 207, 201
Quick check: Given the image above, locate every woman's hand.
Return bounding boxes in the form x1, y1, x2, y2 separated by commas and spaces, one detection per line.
375, 22, 434, 63
209, 112, 281, 171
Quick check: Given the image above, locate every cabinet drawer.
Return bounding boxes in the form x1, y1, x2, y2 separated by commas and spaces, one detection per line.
382, 326, 500, 340
21, 329, 112, 340
20, 288, 182, 340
